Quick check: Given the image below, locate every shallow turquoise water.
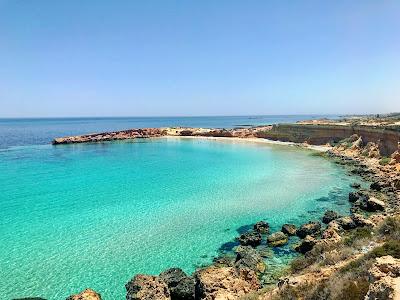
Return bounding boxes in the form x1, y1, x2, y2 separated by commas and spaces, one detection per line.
0, 138, 356, 299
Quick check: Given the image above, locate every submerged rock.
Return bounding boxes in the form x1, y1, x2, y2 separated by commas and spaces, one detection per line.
238, 231, 262, 247
281, 224, 297, 236
322, 210, 340, 224
253, 221, 270, 234
296, 221, 321, 238
159, 268, 195, 300
350, 182, 361, 189
195, 266, 259, 300
234, 245, 266, 274
66, 289, 101, 300
267, 231, 288, 247
126, 274, 170, 300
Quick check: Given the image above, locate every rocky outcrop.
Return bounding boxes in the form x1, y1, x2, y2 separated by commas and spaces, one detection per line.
267, 231, 288, 247
281, 224, 297, 236
159, 268, 195, 300
66, 289, 101, 300
255, 124, 400, 156
125, 275, 170, 300
238, 231, 262, 247
297, 221, 321, 238
366, 197, 386, 212
336, 216, 357, 230
365, 256, 400, 300
254, 221, 270, 234
322, 210, 340, 224
195, 266, 259, 300
295, 235, 317, 254
234, 245, 266, 274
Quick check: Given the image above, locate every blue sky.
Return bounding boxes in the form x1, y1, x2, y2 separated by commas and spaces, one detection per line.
0, 0, 399, 117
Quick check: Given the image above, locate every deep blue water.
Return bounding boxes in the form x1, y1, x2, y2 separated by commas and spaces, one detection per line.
0, 115, 338, 148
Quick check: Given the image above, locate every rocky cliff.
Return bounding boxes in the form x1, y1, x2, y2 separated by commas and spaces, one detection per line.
256, 124, 400, 156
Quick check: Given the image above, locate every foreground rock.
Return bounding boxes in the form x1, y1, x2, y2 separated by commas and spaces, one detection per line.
235, 245, 266, 274
365, 256, 400, 300
159, 268, 195, 300
296, 221, 321, 238
267, 231, 288, 247
66, 289, 101, 300
238, 231, 262, 247
126, 275, 170, 300
195, 266, 259, 300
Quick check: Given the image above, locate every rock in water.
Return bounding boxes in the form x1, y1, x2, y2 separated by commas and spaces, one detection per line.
296, 221, 321, 238
195, 266, 259, 300
66, 289, 101, 300
126, 275, 170, 300
267, 231, 288, 247
295, 235, 317, 254
281, 224, 297, 236
234, 245, 266, 274
322, 210, 340, 224
253, 221, 270, 234
238, 231, 262, 247
159, 268, 195, 300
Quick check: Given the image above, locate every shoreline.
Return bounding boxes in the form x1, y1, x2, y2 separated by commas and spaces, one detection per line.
42, 122, 400, 299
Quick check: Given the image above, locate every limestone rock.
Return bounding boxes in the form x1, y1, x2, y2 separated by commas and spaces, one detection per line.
281, 224, 297, 236
195, 266, 259, 300
254, 221, 270, 234
267, 231, 288, 247
352, 213, 375, 227
336, 216, 357, 230
66, 289, 101, 300
159, 268, 195, 300
322, 210, 340, 224
296, 221, 321, 238
126, 275, 170, 300
366, 197, 385, 212
295, 235, 316, 254
238, 231, 262, 247
234, 245, 266, 274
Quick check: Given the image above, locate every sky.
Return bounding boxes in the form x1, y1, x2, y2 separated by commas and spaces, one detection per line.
0, 0, 399, 118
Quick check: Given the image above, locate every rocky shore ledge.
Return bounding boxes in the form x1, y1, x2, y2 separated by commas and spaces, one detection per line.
46, 120, 400, 300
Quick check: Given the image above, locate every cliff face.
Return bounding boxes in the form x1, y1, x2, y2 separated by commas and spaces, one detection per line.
256, 124, 400, 156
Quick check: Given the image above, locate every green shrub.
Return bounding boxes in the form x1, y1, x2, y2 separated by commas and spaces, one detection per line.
343, 227, 373, 246
370, 240, 400, 258
377, 216, 400, 240
379, 157, 391, 165
336, 280, 369, 300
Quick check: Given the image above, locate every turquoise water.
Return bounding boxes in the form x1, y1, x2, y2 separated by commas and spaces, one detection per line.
0, 138, 355, 299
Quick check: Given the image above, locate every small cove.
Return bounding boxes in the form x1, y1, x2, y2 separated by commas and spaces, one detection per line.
0, 137, 360, 299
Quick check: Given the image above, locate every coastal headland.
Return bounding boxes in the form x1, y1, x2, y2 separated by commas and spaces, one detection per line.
52, 115, 400, 300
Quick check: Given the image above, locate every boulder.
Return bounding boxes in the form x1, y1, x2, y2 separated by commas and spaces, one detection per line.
159, 268, 195, 300
336, 216, 357, 230
267, 231, 288, 247
253, 221, 270, 234
296, 221, 321, 238
370, 181, 386, 191
234, 245, 266, 274
366, 197, 386, 212
195, 266, 259, 300
238, 231, 262, 247
126, 275, 170, 300
350, 182, 361, 189
322, 210, 340, 224
351, 213, 374, 228
295, 235, 317, 254
281, 224, 297, 236
66, 289, 101, 300
349, 191, 360, 202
